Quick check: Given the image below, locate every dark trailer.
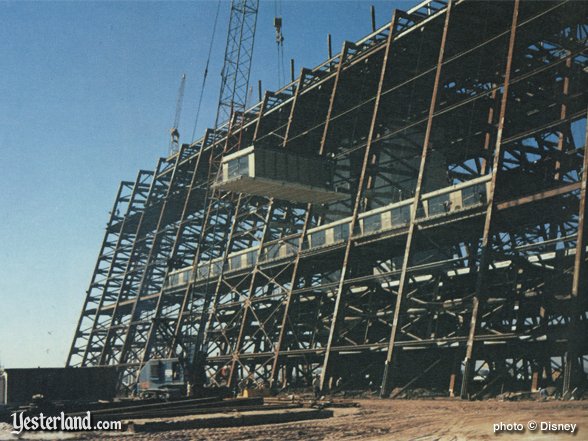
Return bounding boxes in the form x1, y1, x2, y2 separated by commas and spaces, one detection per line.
0, 367, 117, 407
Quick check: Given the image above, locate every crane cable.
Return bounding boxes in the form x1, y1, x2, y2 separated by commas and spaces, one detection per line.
191, 0, 223, 143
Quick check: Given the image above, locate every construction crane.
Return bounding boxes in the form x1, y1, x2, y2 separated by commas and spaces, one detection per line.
213, 0, 259, 131
274, 1, 285, 87
169, 73, 187, 155
157, 0, 260, 396
181, 0, 260, 392
67, 0, 260, 397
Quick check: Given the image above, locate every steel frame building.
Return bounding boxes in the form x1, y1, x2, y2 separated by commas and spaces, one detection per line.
68, 0, 588, 399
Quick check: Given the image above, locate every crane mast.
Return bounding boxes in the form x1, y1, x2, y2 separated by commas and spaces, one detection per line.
214, 0, 259, 131
179, 0, 260, 384
65, 0, 261, 396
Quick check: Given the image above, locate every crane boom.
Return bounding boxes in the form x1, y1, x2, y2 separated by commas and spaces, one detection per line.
169, 73, 187, 155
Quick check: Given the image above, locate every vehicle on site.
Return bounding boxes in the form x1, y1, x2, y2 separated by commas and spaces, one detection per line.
136, 358, 185, 400
136, 351, 208, 400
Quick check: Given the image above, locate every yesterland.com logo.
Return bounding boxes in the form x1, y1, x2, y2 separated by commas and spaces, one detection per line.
10, 411, 121, 434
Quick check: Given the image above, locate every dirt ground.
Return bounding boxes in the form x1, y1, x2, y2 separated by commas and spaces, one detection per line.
107, 398, 588, 441
2, 398, 586, 440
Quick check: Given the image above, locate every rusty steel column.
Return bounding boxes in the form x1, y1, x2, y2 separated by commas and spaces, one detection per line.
167, 110, 256, 358
532, 53, 574, 392
268, 44, 351, 387
140, 134, 212, 366
192, 100, 273, 364
226, 70, 308, 389
460, 0, 521, 400
380, 0, 454, 399
177, 104, 269, 359
80, 172, 154, 367
116, 144, 194, 371
563, 111, 588, 396
96, 163, 166, 367
554, 55, 572, 181
320, 11, 399, 392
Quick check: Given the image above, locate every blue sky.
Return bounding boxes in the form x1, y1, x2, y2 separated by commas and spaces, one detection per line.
0, 0, 403, 368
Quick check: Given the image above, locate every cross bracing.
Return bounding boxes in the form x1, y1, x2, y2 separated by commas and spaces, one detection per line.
68, 0, 588, 398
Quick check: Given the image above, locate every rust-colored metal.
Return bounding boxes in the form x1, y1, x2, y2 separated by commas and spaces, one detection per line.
68, 0, 588, 399
460, 0, 520, 399
321, 11, 399, 392
380, 0, 453, 398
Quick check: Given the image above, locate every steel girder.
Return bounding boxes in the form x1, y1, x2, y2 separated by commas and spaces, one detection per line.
69, 0, 588, 398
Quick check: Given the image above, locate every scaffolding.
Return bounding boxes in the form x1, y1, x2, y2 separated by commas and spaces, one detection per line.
68, 0, 588, 399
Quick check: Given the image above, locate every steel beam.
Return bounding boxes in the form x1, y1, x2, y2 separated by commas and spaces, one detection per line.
320, 10, 400, 392
268, 43, 351, 387
224, 69, 308, 388
67, 181, 130, 366
460, 0, 520, 399
380, 0, 454, 398
563, 111, 588, 395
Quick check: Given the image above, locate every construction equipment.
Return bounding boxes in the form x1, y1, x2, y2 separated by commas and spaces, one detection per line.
66, 0, 260, 397
135, 350, 209, 399
166, 0, 260, 389
144, 0, 260, 397
169, 73, 187, 155
68, 0, 588, 401
136, 358, 185, 399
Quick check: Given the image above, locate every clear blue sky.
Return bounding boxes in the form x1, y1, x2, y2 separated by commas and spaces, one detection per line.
0, 0, 404, 368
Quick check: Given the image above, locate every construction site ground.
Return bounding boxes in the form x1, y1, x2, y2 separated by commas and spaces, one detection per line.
121, 398, 587, 441
3, 397, 586, 440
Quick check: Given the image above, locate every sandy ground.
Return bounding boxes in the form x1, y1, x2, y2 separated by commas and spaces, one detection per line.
2, 398, 587, 440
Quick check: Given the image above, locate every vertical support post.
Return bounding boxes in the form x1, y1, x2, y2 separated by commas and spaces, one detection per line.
97, 161, 167, 368
188, 101, 269, 357
534, 54, 573, 393
116, 144, 194, 369
226, 70, 308, 389
168, 111, 251, 360
371, 5, 376, 32
80, 173, 154, 367
448, 353, 461, 398
320, 11, 399, 392
269, 43, 350, 387
139, 137, 211, 368
460, 0, 520, 399
328, 34, 332, 59
563, 112, 588, 396
380, 0, 453, 398
481, 89, 499, 175
554, 55, 572, 181
151, 130, 210, 358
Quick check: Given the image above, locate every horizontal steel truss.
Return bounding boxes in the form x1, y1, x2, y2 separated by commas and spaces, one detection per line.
69, 0, 588, 398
